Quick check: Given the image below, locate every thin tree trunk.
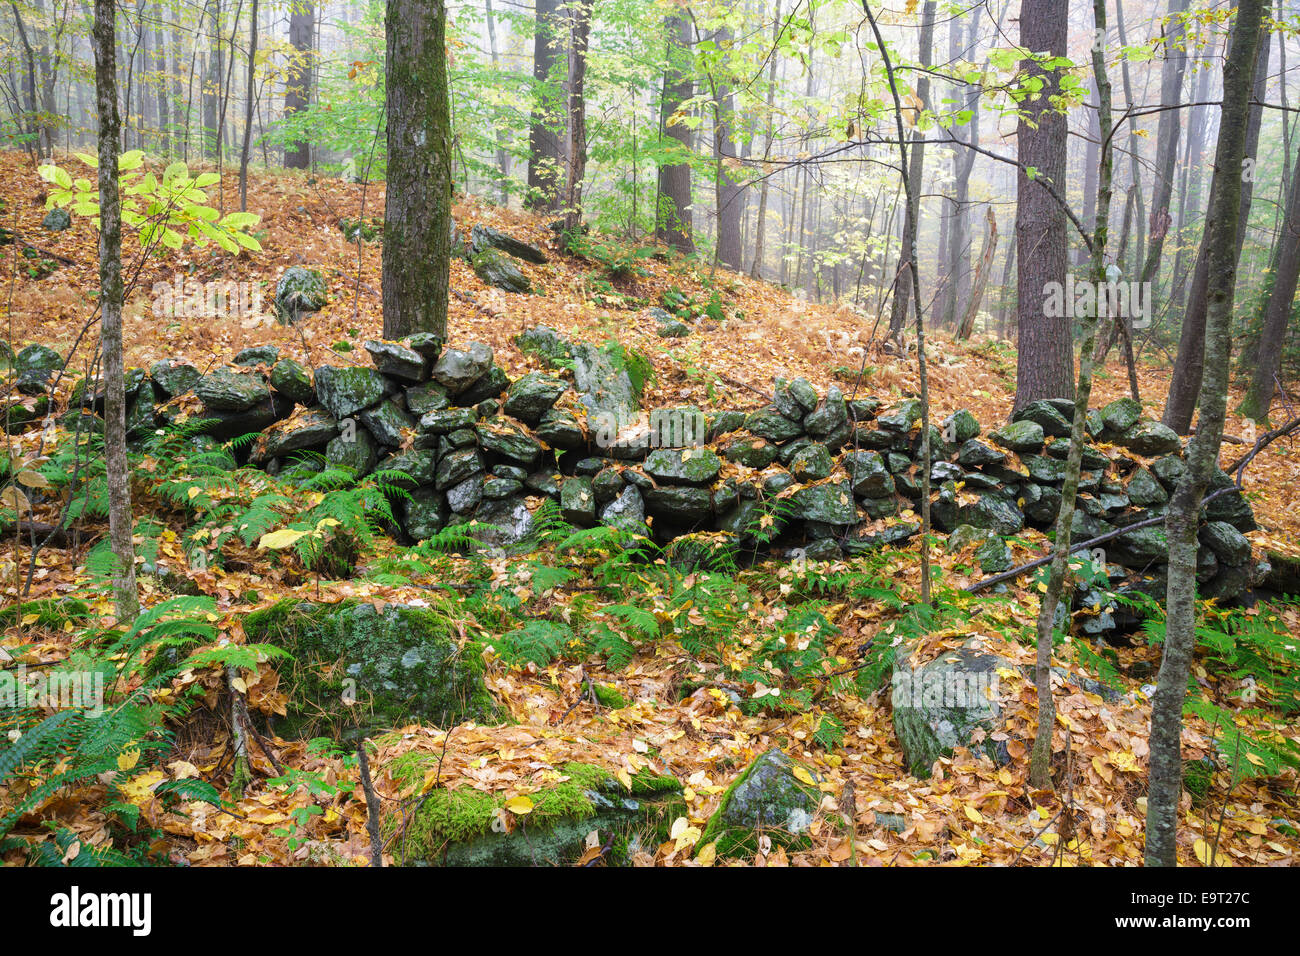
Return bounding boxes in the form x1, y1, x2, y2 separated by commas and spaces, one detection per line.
238, 0, 258, 211
955, 207, 997, 340
655, 12, 694, 253
561, 0, 593, 235
284, 2, 313, 168
526, 0, 564, 212
93, 0, 140, 623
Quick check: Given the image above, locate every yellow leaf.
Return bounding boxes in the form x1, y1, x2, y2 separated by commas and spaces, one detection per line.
1193, 838, 1213, 865
964, 804, 983, 824
616, 768, 633, 791
258, 527, 308, 550
117, 748, 141, 771
504, 795, 534, 815
792, 765, 816, 787
695, 841, 717, 866
230, 676, 247, 694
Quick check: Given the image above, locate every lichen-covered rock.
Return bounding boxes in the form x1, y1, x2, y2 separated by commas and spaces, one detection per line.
470, 224, 548, 264
195, 395, 294, 441
147, 358, 200, 400
1198, 521, 1251, 567
644, 485, 713, 524
376, 448, 439, 489
234, 345, 279, 366
514, 325, 572, 365
746, 406, 804, 443
42, 207, 71, 232
243, 599, 500, 739
471, 247, 532, 294
503, 372, 568, 425
790, 482, 856, 524
1109, 524, 1168, 568
788, 442, 833, 481
1100, 396, 1142, 433
432, 342, 493, 394
723, 436, 778, 469
274, 266, 328, 323
844, 450, 894, 498
314, 365, 386, 419
260, 408, 339, 459
1124, 420, 1181, 456
405, 381, 451, 416
326, 427, 378, 477
1126, 467, 1169, 507
458, 364, 511, 406
601, 484, 647, 535
403, 487, 448, 540
990, 419, 1045, 452
892, 641, 1008, 776
536, 407, 586, 450
643, 447, 722, 485
459, 494, 535, 546
1014, 399, 1072, 437
269, 358, 315, 405
476, 420, 544, 468
194, 367, 270, 412
560, 477, 597, 525
383, 759, 681, 867
434, 447, 485, 490
877, 398, 922, 431
364, 340, 427, 382
698, 749, 822, 857
803, 386, 847, 439
357, 400, 415, 447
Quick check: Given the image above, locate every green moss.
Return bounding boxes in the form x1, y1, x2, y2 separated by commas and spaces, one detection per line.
697, 749, 821, 858
244, 598, 502, 739
0, 597, 91, 629
593, 683, 629, 709
384, 756, 682, 865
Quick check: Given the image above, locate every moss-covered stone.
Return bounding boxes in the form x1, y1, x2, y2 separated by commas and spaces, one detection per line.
274, 266, 328, 323
243, 598, 501, 739
698, 749, 823, 858
384, 758, 681, 866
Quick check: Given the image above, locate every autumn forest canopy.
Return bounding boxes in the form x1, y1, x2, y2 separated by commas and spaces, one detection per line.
2, 0, 1300, 892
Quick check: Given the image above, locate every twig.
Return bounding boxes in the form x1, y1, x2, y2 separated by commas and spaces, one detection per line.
356, 739, 384, 868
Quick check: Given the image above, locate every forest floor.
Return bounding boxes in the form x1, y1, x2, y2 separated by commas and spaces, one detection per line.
2, 150, 1298, 866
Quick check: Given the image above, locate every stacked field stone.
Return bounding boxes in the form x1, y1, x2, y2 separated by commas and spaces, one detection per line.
6, 330, 1279, 636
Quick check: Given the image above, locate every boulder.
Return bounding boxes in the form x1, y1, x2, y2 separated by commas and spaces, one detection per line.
274, 266, 328, 323
314, 365, 387, 419
698, 749, 823, 857
471, 247, 532, 294
432, 342, 494, 394
194, 367, 270, 412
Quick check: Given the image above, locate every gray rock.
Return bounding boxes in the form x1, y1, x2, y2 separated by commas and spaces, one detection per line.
432, 342, 494, 394
270, 358, 316, 405
314, 365, 386, 419
150, 358, 200, 398
790, 481, 857, 524
434, 447, 485, 491
503, 371, 568, 425
644, 486, 713, 523
643, 447, 721, 485
469, 224, 547, 264
403, 488, 448, 540
358, 400, 416, 447
364, 341, 427, 382
560, 477, 597, 525
274, 266, 328, 323
476, 419, 544, 467
234, 345, 279, 366
446, 476, 485, 514
1198, 521, 1251, 567
1124, 420, 1181, 456
261, 408, 339, 458
376, 448, 440, 490
326, 425, 378, 477
600, 484, 647, 535
1014, 399, 1072, 437
471, 247, 532, 294
699, 749, 822, 856
42, 207, 71, 231
990, 419, 1045, 452
195, 367, 270, 412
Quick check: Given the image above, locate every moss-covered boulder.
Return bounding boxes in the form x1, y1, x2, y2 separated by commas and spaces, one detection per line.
471, 247, 532, 294
314, 365, 387, 419
269, 358, 315, 406
384, 759, 681, 866
892, 641, 1008, 777
698, 749, 823, 857
990, 419, 1045, 453
243, 599, 501, 739
274, 266, 328, 323
195, 367, 270, 412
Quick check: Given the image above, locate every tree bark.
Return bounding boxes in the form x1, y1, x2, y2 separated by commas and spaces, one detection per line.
711, 23, 744, 272
1014, 0, 1074, 411
93, 0, 140, 623
1163, 24, 1271, 433
526, 0, 565, 212
284, 2, 313, 169
1146, 0, 1266, 868
655, 12, 694, 253
1137, 0, 1191, 288
561, 0, 593, 235
382, 0, 452, 339
1239, 137, 1300, 421
888, 0, 935, 344
239, 0, 259, 211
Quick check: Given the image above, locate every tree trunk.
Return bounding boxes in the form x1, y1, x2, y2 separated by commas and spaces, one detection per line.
382, 0, 452, 339
239, 0, 258, 211
153, 5, 171, 156
1137, 0, 1191, 288
93, 0, 140, 623
1014, 0, 1074, 411
1146, 0, 1266, 868
1030, 0, 1114, 790
888, 0, 935, 344
484, 0, 510, 206
284, 2, 313, 169
955, 207, 997, 340
711, 24, 744, 272
750, 0, 781, 278
561, 0, 593, 235
1163, 24, 1271, 433
526, 0, 564, 212
1239, 137, 1300, 420
654, 13, 694, 253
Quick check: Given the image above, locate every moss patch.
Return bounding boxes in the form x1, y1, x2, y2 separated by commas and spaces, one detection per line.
383, 755, 682, 866
243, 598, 501, 740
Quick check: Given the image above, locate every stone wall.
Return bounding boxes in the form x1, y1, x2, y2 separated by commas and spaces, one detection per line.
5, 328, 1276, 638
